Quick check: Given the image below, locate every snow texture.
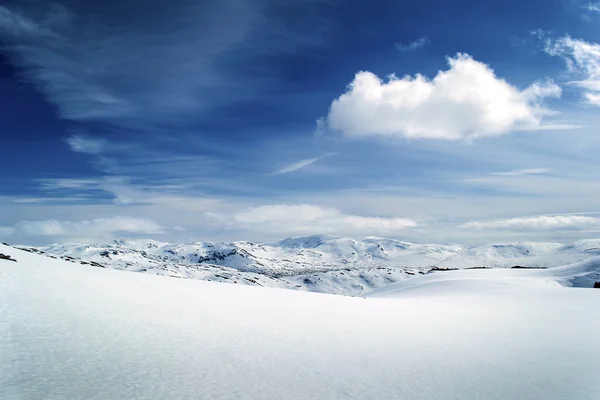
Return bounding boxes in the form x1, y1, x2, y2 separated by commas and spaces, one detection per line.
1, 243, 600, 400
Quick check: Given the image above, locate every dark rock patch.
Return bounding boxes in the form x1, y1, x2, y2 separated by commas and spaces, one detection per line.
0, 253, 17, 262
89, 261, 105, 268
428, 267, 458, 273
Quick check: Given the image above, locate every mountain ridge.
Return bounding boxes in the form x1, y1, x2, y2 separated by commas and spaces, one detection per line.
12, 235, 600, 295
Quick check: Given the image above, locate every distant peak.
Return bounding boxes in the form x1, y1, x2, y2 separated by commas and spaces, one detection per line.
270, 234, 336, 249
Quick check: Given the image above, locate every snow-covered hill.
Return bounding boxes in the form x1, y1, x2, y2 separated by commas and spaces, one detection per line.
2, 244, 599, 400
12, 235, 600, 295
33, 235, 464, 273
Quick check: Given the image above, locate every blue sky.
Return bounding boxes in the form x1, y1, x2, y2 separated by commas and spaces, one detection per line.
2, 0, 600, 244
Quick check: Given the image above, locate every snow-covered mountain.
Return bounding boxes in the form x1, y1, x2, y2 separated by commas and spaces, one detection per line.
32, 235, 463, 273
2, 243, 600, 400
13, 235, 600, 295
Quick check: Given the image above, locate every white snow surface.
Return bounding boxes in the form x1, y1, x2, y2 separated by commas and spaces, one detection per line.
15, 235, 600, 295
2, 244, 600, 400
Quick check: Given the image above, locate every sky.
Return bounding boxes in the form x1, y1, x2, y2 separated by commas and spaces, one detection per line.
2, 0, 600, 245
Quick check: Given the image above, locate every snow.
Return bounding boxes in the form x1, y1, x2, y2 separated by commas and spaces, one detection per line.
2, 244, 600, 400
369, 257, 600, 298
33, 235, 465, 275
17, 236, 600, 296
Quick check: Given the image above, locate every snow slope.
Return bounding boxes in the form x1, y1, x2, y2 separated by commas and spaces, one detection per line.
15, 245, 423, 296
370, 256, 600, 297
2, 244, 600, 400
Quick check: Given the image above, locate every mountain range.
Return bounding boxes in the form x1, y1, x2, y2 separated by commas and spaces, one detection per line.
14, 235, 600, 295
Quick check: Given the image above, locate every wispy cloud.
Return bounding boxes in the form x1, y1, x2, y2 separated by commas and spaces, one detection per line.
12, 197, 84, 204
64, 134, 106, 155
460, 215, 600, 231
0, 2, 254, 125
395, 36, 430, 52
38, 175, 224, 212
233, 204, 417, 235
0, 5, 55, 37
38, 178, 105, 191
269, 153, 334, 175
490, 168, 550, 176
0, 1, 335, 129
516, 123, 585, 131
583, 2, 600, 12
2, 216, 165, 242
543, 35, 600, 106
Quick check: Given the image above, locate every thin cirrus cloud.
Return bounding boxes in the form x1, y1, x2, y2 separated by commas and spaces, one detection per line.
0, 2, 258, 125
64, 134, 107, 155
543, 35, 600, 106
490, 168, 550, 176
395, 36, 430, 52
583, 2, 600, 12
0, 4, 51, 36
38, 175, 224, 212
38, 178, 103, 191
269, 153, 334, 175
460, 215, 600, 231
320, 53, 563, 141
0, 1, 333, 128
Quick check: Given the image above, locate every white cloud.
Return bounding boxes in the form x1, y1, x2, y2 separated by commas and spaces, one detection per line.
64, 134, 106, 155
490, 168, 550, 176
322, 53, 561, 140
10, 217, 165, 241
460, 215, 600, 231
234, 204, 334, 224
395, 36, 430, 52
583, 2, 600, 12
544, 36, 600, 106
233, 204, 417, 235
269, 154, 333, 175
